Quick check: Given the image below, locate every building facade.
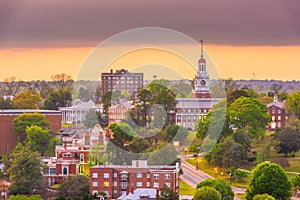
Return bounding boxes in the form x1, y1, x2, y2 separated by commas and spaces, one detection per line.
90, 160, 179, 200
59, 100, 102, 124
267, 94, 287, 129
175, 41, 220, 130
108, 100, 132, 124
101, 69, 143, 95
43, 124, 108, 185
0, 110, 61, 154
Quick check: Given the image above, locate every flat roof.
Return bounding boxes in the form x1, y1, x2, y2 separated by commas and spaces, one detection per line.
0, 109, 62, 115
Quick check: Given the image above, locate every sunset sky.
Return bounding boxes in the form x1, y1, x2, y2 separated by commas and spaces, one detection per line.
0, 0, 299, 81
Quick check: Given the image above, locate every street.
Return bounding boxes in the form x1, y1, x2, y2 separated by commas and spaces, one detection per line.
180, 160, 245, 200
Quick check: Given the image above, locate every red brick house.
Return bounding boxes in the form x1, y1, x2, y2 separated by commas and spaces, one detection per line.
267, 94, 287, 129
90, 160, 179, 200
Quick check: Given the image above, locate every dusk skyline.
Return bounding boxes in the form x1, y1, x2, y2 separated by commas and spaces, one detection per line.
0, 0, 299, 81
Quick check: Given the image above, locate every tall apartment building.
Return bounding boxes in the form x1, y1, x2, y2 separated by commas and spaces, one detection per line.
101, 69, 143, 95
90, 160, 179, 200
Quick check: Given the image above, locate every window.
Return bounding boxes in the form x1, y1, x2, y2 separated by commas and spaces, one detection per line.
114, 173, 118, 178
113, 190, 118, 194
153, 182, 159, 188
146, 173, 150, 178
278, 109, 281, 114
104, 190, 109, 195
272, 109, 275, 114
153, 174, 159, 179
104, 173, 109, 178
49, 167, 56, 175
92, 182, 98, 187
103, 182, 110, 187
136, 182, 142, 187
165, 182, 170, 188
146, 182, 150, 187
62, 167, 68, 175
137, 173, 142, 178
92, 173, 98, 178
272, 116, 275, 121
113, 181, 117, 187
204, 109, 207, 113
278, 116, 281, 120
165, 174, 170, 179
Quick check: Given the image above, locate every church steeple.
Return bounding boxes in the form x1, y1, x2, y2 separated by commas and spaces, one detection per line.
200, 39, 204, 59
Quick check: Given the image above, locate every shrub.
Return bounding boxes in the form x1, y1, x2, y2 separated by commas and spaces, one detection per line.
272, 157, 290, 168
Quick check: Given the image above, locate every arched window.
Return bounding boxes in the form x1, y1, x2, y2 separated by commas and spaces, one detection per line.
79, 165, 84, 174
80, 154, 84, 163
62, 167, 68, 175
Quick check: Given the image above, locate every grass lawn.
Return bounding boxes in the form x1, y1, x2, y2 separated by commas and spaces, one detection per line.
49, 184, 61, 189
179, 180, 196, 195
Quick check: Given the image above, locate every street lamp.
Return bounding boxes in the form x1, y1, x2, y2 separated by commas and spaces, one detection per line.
198, 158, 202, 170
184, 148, 188, 159
229, 159, 233, 185
214, 168, 218, 178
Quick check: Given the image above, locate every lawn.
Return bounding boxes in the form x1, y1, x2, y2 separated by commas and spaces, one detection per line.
179, 180, 196, 195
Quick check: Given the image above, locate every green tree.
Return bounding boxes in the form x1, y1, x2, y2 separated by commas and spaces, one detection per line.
43, 89, 72, 110
286, 92, 300, 120
108, 122, 135, 147
232, 128, 251, 151
246, 162, 292, 200
193, 186, 222, 200
253, 194, 275, 200
7, 147, 46, 195
163, 125, 188, 143
158, 185, 179, 200
273, 127, 300, 157
229, 96, 269, 136
13, 113, 50, 143
13, 90, 42, 109
59, 174, 90, 199
291, 174, 300, 189
25, 125, 51, 156
147, 144, 178, 165
128, 137, 150, 153
196, 179, 234, 199
196, 99, 231, 140
84, 109, 100, 128
0, 97, 14, 109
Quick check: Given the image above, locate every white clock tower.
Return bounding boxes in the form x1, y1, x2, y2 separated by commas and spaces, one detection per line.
192, 40, 212, 99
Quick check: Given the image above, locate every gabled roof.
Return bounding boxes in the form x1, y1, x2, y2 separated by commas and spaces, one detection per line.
267, 101, 285, 109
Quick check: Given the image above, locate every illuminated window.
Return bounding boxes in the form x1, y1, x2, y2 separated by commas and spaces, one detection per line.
104, 182, 110, 187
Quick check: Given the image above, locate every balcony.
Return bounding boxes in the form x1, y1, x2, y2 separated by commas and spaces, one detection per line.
120, 177, 128, 181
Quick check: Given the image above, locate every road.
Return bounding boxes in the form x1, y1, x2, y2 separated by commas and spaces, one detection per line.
180, 160, 245, 200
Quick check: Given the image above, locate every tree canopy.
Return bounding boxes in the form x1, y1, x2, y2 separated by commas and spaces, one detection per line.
43, 89, 72, 110
273, 127, 300, 157
229, 96, 269, 136
246, 162, 292, 200
25, 125, 51, 156
13, 113, 50, 143
59, 174, 90, 199
253, 194, 275, 200
6, 147, 46, 195
193, 186, 222, 200
158, 185, 179, 200
13, 90, 42, 109
196, 178, 234, 199
286, 92, 300, 120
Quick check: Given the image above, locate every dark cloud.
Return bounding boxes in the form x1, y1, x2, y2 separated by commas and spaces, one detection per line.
0, 0, 299, 47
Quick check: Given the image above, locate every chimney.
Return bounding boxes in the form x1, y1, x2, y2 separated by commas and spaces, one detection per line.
110, 69, 113, 73
64, 138, 67, 150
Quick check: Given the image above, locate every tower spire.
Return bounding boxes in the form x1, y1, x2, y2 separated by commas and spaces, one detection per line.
200, 39, 204, 58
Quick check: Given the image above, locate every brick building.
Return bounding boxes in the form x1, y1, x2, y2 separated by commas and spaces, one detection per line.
267, 94, 287, 129
0, 110, 62, 154
108, 100, 132, 124
101, 69, 143, 95
90, 160, 179, 200
43, 124, 108, 185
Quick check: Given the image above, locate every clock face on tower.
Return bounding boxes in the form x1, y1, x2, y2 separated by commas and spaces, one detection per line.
200, 80, 206, 86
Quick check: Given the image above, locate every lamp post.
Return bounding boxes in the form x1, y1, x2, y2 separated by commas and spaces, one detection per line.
184, 148, 188, 159
214, 168, 218, 178
198, 158, 201, 170
229, 159, 233, 185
